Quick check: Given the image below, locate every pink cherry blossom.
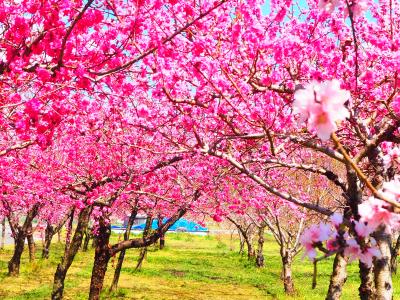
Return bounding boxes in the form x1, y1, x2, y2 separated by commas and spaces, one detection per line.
350, 0, 369, 18
300, 223, 332, 259
330, 212, 343, 228
381, 178, 400, 202
358, 196, 400, 231
354, 220, 374, 238
382, 147, 400, 170
344, 238, 361, 262
359, 246, 381, 267
318, 0, 340, 13
293, 80, 350, 140
137, 105, 150, 119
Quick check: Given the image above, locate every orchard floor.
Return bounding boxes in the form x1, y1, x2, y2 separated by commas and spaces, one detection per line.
0, 233, 399, 300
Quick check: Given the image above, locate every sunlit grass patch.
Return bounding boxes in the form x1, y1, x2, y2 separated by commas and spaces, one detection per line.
0, 234, 398, 299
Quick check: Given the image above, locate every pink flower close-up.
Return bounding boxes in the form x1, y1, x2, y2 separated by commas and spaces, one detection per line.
293, 80, 350, 140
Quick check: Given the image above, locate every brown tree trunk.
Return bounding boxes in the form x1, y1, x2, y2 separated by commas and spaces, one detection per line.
136, 247, 147, 270
82, 228, 91, 252
346, 169, 375, 299
42, 223, 54, 259
52, 206, 91, 300
92, 235, 98, 249
27, 224, 35, 262
42, 211, 72, 259
8, 231, 25, 276
90, 204, 188, 300
281, 248, 295, 295
1, 218, 5, 249
158, 217, 165, 249
88, 221, 111, 300
359, 261, 374, 300
135, 216, 152, 271
65, 209, 74, 248
7, 203, 40, 276
27, 233, 35, 262
326, 251, 348, 300
238, 230, 245, 255
373, 227, 393, 300
245, 236, 255, 260
159, 235, 165, 249
256, 225, 265, 267
391, 233, 400, 274
110, 209, 138, 292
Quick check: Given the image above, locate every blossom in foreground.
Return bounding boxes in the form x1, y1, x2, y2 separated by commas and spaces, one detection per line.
359, 244, 381, 267
293, 80, 350, 140
301, 216, 381, 266
330, 212, 343, 227
300, 223, 332, 259
318, 0, 340, 13
343, 238, 361, 262
358, 197, 394, 231
358, 179, 400, 232
354, 220, 374, 238
319, 0, 367, 17
382, 147, 400, 170
381, 178, 400, 202
349, 0, 369, 17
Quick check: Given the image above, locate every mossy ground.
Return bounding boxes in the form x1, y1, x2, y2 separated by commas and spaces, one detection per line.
0, 233, 398, 299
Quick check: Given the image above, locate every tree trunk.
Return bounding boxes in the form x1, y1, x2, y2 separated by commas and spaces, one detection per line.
65, 210, 74, 248
110, 249, 126, 292
92, 235, 98, 249
85, 204, 187, 300
391, 253, 398, 275
52, 206, 91, 300
7, 204, 40, 276
106, 205, 187, 299
135, 216, 152, 271
390, 233, 400, 274
359, 261, 375, 300
245, 236, 255, 260
136, 248, 147, 270
88, 221, 111, 300
27, 224, 35, 262
345, 169, 375, 299
326, 251, 348, 300
110, 209, 137, 292
158, 217, 165, 249
281, 249, 295, 295
159, 235, 165, 249
42, 224, 54, 259
238, 230, 245, 255
373, 227, 393, 300
1, 218, 5, 249
8, 232, 25, 276
82, 228, 91, 252
256, 225, 265, 267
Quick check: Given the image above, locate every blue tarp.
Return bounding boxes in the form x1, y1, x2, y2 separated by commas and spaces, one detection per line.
113, 218, 208, 232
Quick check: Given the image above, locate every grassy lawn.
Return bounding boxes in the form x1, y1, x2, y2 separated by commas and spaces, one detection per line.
0, 233, 398, 299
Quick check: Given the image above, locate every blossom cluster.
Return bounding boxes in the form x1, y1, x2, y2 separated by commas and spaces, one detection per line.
302, 177, 400, 266
318, 0, 368, 17
358, 178, 400, 232
293, 80, 350, 140
300, 213, 381, 267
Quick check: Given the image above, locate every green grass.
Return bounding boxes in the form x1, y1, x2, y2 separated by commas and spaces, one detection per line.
0, 233, 398, 299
